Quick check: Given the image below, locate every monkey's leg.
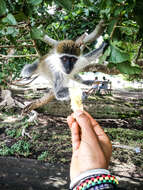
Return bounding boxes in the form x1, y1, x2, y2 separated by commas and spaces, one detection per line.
22, 90, 55, 114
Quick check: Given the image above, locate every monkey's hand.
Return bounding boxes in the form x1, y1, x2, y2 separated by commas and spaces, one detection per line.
53, 72, 70, 101
55, 87, 70, 101
20, 59, 39, 78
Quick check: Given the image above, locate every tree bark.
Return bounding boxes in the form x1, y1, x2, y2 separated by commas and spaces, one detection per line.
23, 90, 55, 113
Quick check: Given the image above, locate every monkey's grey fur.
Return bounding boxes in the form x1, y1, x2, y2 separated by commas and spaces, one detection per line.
21, 41, 108, 101
21, 59, 39, 78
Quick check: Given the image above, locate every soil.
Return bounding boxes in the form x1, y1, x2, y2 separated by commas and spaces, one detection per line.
0, 88, 143, 190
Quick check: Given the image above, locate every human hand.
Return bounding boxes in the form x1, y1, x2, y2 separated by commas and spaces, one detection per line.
67, 110, 112, 180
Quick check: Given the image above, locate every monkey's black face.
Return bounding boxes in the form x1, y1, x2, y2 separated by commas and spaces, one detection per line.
60, 55, 77, 74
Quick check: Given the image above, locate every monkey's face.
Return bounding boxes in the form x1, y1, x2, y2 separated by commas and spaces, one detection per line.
56, 40, 80, 75
60, 55, 78, 74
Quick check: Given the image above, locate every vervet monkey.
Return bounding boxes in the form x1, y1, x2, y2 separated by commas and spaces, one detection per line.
21, 40, 108, 100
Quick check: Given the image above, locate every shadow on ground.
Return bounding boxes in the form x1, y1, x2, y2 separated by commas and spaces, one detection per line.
0, 157, 142, 190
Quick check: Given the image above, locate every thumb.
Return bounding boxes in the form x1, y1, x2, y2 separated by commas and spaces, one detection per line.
74, 111, 98, 141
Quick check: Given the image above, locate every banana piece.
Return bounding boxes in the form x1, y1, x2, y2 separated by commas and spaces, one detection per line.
69, 87, 83, 112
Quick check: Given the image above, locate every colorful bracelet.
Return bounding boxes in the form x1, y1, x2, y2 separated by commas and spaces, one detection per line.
73, 174, 119, 190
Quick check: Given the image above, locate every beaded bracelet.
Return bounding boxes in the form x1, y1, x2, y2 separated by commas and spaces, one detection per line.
73, 174, 119, 190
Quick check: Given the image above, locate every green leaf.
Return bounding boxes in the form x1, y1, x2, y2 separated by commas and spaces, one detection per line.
83, 0, 92, 6
0, 0, 7, 16
117, 62, 142, 75
6, 27, 15, 35
109, 45, 130, 63
15, 12, 28, 22
116, 0, 124, 3
27, 0, 43, 5
54, 0, 72, 10
30, 27, 44, 40
23, 4, 34, 17
106, 0, 112, 7
114, 7, 123, 17
2, 14, 17, 25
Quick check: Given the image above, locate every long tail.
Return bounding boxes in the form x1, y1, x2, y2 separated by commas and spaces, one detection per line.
84, 42, 108, 62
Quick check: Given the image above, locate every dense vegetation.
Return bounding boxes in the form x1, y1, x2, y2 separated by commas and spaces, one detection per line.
0, 0, 143, 87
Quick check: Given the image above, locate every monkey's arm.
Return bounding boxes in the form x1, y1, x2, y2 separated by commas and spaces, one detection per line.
20, 59, 39, 78
53, 72, 70, 101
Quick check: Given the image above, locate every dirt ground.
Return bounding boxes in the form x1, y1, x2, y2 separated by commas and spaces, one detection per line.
0, 88, 143, 189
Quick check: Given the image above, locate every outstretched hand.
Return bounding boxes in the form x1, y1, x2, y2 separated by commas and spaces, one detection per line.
67, 110, 112, 180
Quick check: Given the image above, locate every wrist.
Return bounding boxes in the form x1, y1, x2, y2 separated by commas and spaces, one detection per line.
70, 169, 118, 190
70, 169, 110, 189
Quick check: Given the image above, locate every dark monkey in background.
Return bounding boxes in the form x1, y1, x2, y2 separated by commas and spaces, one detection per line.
21, 40, 108, 100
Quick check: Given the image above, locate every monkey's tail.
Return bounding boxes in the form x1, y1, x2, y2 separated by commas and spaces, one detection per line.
84, 41, 108, 61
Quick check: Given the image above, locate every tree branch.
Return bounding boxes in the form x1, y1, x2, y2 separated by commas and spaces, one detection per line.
0, 45, 34, 48
39, 20, 105, 46
135, 41, 143, 63
32, 40, 42, 56
82, 20, 106, 44
42, 35, 58, 46
23, 90, 55, 114
0, 54, 39, 59
83, 63, 120, 75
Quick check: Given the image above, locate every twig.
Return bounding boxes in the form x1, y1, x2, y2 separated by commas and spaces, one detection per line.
112, 143, 140, 153
0, 54, 39, 59
0, 45, 34, 48
110, 21, 118, 39
32, 40, 42, 56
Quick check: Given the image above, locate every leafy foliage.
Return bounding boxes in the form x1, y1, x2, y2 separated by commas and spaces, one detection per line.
0, 0, 7, 16
0, 0, 143, 87
109, 44, 130, 64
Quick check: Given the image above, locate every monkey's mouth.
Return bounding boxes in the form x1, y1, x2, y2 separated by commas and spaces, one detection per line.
63, 68, 71, 74
65, 70, 71, 74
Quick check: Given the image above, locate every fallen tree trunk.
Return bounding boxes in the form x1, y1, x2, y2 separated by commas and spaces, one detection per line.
23, 89, 55, 114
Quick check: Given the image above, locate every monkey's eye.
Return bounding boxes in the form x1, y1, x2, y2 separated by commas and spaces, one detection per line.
60, 56, 67, 63
70, 57, 77, 64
